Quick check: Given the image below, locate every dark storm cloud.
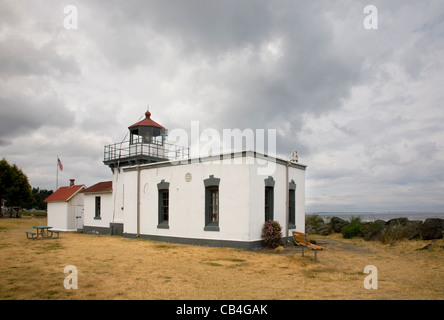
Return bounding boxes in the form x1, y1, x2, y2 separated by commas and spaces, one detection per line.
116, 1, 355, 99
0, 38, 80, 78
0, 95, 75, 141
83, 0, 363, 159
88, 0, 276, 58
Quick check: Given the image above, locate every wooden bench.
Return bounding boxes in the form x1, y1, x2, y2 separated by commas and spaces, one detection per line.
292, 231, 324, 262
25, 231, 37, 240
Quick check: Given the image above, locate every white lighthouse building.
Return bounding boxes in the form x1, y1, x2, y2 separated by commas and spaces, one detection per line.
83, 110, 307, 249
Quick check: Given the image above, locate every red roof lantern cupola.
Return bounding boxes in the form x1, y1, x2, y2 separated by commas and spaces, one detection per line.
103, 107, 188, 169
128, 110, 168, 146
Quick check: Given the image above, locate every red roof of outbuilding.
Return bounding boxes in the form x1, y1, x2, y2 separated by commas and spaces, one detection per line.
82, 181, 112, 194
128, 111, 164, 129
44, 185, 85, 202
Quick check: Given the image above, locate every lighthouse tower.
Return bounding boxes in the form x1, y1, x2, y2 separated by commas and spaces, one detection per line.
104, 110, 183, 170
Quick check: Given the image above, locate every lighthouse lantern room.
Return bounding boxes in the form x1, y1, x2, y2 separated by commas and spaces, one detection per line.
103, 110, 188, 169
128, 110, 168, 145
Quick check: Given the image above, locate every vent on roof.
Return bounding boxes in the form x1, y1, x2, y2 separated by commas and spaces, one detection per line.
70, 179, 75, 187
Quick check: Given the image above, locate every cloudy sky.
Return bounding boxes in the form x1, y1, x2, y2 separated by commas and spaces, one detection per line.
1, 0, 443, 213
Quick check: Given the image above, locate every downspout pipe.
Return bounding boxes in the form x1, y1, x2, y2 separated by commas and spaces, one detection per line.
136, 166, 141, 237
285, 160, 290, 243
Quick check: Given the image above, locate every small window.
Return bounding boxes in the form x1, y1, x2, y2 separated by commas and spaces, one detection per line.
209, 187, 219, 223
289, 180, 296, 228
204, 175, 220, 231
264, 176, 275, 221
94, 196, 101, 219
265, 187, 274, 221
157, 180, 170, 229
289, 190, 296, 228
158, 190, 169, 228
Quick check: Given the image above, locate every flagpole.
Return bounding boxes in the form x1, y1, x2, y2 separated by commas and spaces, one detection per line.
56, 155, 59, 190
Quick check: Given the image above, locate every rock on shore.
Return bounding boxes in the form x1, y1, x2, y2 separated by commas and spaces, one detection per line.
305, 216, 444, 241
422, 218, 444, 240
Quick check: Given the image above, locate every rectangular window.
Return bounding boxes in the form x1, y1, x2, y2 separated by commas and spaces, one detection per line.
205, 186, 220, 231
210, 188, 219, 223
265, 187, 274, 221
204, 175, 220, 231
94, 196, 101, 219
158, 189, 169, 228
289, 189, 296, 228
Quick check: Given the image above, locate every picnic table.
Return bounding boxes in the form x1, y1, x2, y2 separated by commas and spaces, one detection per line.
25, 226, 60, 240
34, 226, 52, 238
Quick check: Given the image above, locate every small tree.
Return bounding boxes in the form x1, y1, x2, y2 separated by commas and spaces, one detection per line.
0, 159, 34, 217
262, 220, 284, 248
0, 159, 12, 217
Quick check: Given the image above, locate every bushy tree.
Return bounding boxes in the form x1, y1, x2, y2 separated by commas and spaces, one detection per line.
23, 188, 53, 210
0, 159, 34, 217
0, 159, 11, 217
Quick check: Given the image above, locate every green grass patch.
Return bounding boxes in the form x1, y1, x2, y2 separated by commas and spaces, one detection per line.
36, 242, 62, 251
155, 244, 178, 249
208, 262, 223, 267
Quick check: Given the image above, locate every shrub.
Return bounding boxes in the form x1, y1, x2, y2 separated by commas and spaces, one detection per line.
262, 220, 284, 248
361, 220, 385, 238
305, 214, 325, 230
380, 223, 411, 244
329, 217, 349, 233
341, 216, 363, 239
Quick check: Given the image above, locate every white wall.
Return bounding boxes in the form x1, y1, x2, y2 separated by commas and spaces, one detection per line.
83, 192, 113, 228
120, 170, 137, 234
119, 160, 251, 241
111, 170, 125, 224
47, 193, 85, 231
115, 154, 306, 244
293, 167, 306, 235
47, 202, 69, 231
248, 157, 305, 241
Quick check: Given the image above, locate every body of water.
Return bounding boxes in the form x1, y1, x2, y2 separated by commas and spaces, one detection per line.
308, 212, 444, 222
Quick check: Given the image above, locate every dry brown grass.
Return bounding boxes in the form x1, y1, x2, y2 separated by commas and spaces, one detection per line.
1, 217, 443, 300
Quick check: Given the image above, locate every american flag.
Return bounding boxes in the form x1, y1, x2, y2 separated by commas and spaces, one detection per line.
58, 157, 63, 171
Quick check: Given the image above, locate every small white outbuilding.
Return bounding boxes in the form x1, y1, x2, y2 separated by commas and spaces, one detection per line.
44, 179, 85, 231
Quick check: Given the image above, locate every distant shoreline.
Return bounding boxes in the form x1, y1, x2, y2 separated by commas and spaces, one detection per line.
307, 212, 444, 222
